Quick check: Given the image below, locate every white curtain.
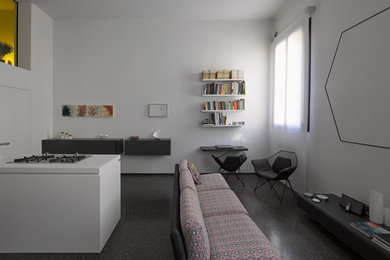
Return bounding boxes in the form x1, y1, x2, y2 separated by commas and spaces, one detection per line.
269, 16, 310, 193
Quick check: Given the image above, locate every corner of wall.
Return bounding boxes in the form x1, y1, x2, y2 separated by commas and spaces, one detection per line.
17, 2, 31, 70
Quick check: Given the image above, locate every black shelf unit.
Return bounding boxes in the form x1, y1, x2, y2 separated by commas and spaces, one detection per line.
297, 194, 390, 259
42, 138, 124, 155
125, 138, 171, 155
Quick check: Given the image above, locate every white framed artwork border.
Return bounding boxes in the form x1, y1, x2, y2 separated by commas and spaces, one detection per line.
148, 104, 168, 117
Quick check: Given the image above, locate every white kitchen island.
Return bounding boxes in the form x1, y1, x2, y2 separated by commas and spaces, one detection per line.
0, 155, 121, 253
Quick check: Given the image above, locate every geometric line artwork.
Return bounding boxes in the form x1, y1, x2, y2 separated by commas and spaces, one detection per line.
324, 6, 390, 149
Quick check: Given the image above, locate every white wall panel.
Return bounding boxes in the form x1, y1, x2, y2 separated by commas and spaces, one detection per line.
53, 20, 272, 173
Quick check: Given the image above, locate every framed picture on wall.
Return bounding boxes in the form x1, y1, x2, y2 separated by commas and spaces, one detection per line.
148, 104, 168, 117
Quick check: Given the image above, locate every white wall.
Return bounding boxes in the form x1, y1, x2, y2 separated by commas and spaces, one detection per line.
53, 20, 272, 173
274, 0, 317, 33
0, 63, 32, 159
276, 0, 390, 206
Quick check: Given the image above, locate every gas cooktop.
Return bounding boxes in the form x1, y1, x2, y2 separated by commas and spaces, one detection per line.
12, 153, 89, 163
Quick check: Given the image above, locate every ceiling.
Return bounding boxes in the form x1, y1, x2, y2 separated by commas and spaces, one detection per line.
22, 0, 288, 20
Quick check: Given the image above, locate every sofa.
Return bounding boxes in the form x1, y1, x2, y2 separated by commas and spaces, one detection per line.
170, 159, 280, 260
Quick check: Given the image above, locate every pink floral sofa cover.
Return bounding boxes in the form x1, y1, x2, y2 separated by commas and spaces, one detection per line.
177, 159, 280, 260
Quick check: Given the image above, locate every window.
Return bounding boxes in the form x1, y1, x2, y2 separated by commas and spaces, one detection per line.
273, 26, 305, 128
0, 0, 17, 66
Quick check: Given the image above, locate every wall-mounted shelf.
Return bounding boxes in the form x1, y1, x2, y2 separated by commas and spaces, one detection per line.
200, 124, 243, 128
202, 110, 245, 113
202, 94, 245, 97
125, 138, 171, 155
200, 70, 246, 128
202, 79, 245, 82
42, 138, 124, 154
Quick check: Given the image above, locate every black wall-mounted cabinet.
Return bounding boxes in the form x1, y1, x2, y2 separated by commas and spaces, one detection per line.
42, 138, 124, 154
125, 138, 171, 155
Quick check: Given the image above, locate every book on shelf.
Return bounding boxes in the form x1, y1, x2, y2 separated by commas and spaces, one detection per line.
211, 112, 227, 125
349, 221, 390, 238
203, 82, 245, 95
203, 99, 245, 111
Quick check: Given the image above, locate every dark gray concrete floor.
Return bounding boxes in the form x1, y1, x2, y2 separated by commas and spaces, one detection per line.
0, 174, 362, 260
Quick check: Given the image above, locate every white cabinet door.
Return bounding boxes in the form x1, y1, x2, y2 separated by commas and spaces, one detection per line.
0, 86, 32, 157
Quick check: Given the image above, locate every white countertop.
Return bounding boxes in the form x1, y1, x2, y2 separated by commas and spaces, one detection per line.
0, 155, 120, 174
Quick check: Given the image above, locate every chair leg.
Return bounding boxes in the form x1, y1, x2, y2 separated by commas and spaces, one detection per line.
254, 177, 268, 192
269, 181, 282, 203
286, 179, 296, 197
280, 180, 288, 203
237, 169, 245, 188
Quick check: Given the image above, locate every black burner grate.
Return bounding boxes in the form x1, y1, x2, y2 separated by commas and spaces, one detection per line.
13, 153, 87, 163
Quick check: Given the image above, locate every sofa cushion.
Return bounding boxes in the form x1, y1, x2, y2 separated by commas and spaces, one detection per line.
204, 213, 280, 259
180, 188, 210, 260
180, 169, 198, 196
188, 161, 201, 184
196, 173, 230, 192
179, 159, 188, 173
198, 189, 247, 218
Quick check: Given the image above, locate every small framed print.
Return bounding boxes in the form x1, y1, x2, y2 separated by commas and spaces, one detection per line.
148, 104, 168, 117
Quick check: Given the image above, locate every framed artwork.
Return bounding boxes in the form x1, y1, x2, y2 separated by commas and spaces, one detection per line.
148, 104, 168, 117
62, 104, 113, 118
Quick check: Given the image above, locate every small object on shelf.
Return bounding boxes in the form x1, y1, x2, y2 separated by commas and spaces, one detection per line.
231, 70, 244, 79
152, 130, 163, 140
384, 208, 390, 227
369, 189, 385, 224
97, 134, 109, 139
130, 136, 139, 140
215, 145, 232, 149
303, 192, 314, 198
216, 70, 231, 79
312, 198, 320, 203
202, 70, 217, 80
339, 193, 365, 216
316, 194, 329, 202
349, 221, 390, 238
200, 118, 211, 125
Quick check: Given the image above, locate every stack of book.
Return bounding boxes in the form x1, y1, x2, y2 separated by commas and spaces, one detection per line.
204, 82, 245, 95
350, 221, 390, 253
203, 99, 245, 111
202, 70, 217, 80
211, 113, 227, 125
216, 70, 231, 79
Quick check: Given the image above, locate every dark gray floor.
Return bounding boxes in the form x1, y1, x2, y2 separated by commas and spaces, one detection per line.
0, 174, 362, 260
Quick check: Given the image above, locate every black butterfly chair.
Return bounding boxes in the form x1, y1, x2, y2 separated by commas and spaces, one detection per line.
212, 153, 247, 188
251, 150, 297, 203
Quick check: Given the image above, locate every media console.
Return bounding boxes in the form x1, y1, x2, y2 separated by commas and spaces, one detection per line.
297, 194, 390, 259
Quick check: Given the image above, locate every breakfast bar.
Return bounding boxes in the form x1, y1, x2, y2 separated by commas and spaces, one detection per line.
0, 155, 121, 253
